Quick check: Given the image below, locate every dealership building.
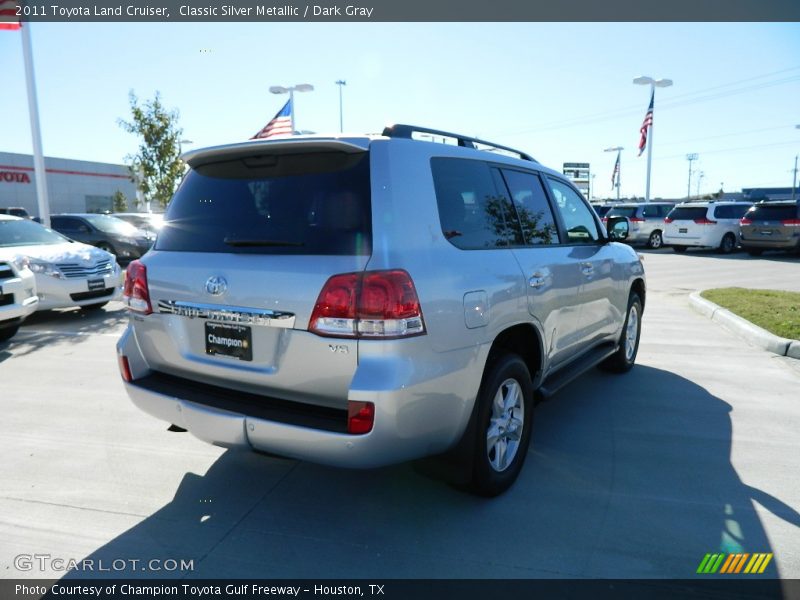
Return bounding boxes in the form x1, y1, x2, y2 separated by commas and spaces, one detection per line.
0, 151, 138, 218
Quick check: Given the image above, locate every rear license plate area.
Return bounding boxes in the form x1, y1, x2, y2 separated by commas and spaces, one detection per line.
679, 228, 688, 233
205, 322, 253, 361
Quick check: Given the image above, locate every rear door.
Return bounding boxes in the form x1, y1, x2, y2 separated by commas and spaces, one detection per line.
743, 204, 799, 243
135, 143, 372, 410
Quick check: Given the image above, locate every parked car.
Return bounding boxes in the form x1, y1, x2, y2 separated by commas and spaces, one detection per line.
0, 216, 38, 341
50, 214, 153, 260
739, 201, 800, 256
117, 124, 645, 496
0, 207, 32, 219
590, 203, 615, 218
603, 202, 675, 249
663, 201, 753, 253
113, 212, 164, 236
0, 215, 122, 310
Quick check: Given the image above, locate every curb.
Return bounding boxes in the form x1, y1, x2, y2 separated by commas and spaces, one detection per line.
689, 292, 800, 359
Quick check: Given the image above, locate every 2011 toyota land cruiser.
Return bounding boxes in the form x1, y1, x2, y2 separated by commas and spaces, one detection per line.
117, 125, 645, 496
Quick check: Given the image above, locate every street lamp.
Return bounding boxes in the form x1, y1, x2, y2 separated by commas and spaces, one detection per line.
633, 75, 673, 202
792, 124, 799, 201
604, 146, 624, 201
335, 80, 346, 133
686, 153, 698, 199
696, 171, 705, 198
269, 83, 314, 134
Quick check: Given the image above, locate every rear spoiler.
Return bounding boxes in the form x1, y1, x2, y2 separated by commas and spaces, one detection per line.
182, 138, 369, 169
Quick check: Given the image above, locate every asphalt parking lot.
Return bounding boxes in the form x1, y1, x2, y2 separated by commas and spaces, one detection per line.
1, 249, 798, 582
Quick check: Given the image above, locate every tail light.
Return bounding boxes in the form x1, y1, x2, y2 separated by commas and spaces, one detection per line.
122, 259, 152, 314
740, 218, 752, 225
601, 217, 608, 223
118, 355, 133, 383
347, 401, 375, 434
309, 269, 425, 339
629, 217, 645, 223
694, 218, 717, 225
664, 217, 673, 224
782, 219, 800, 226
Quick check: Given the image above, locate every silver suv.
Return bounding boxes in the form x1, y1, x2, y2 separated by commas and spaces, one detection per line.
117, 125, 646, 496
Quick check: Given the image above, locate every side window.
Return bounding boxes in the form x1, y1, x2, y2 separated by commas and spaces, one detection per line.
730, 204, 751, 219
500, 169, 559, 245
431, 158, 518, 250
642, 205, 659, 218
713, 205, 730, 219
53, 217, 80, 231
546, 178, 601, 244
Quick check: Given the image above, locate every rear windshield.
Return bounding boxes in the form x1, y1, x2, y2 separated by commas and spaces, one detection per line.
745, 205, 798, 222
156, 151, 371, 255
667, 206, 708, 221
606, 207, 638, 218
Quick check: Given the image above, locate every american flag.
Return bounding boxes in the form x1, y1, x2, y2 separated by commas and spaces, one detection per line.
637, 90, 654, 156
611, 152, 620, 189
251, 99, 293, 139
0, 0, 21, 30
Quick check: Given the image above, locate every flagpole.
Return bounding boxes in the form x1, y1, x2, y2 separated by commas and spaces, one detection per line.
644, 83, 654, 203
617, 149, 622, 201
289, 89, 295, 134
20, 23, 52, 228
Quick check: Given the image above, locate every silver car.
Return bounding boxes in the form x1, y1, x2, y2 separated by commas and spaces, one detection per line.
117, 125, 646, 496
603, 202, 675, 249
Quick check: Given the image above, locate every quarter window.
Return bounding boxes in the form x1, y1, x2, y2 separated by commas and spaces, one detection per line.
546, 178, 600, 244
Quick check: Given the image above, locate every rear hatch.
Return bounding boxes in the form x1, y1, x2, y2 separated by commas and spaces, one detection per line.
664, 205, 710, 240
131, 140, 373, 410
740, 203, 800, 243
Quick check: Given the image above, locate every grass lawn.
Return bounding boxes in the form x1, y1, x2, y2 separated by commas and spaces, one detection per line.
701, 288, 800, 341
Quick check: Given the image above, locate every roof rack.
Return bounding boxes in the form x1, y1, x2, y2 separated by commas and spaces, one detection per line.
382, 124, 537, 163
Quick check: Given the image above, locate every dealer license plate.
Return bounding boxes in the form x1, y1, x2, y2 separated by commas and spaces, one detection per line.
87, 278, 105, 291
205, 322, 253, 362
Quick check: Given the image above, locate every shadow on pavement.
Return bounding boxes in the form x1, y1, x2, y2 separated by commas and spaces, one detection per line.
62, 366, 791, 586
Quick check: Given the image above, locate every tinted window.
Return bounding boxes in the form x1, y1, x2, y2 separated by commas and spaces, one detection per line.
500, 170, 559, 245
667, 206, 708, 221
713, 204, 751, 219
606, 206, 638, 218
546, 178, 600, 243
642, 205, 661, 218
51, 217, 87, 231
746, 205, 798, 222
658, 205, 675, 217
156, 152, 372, 255
0, 219, 69, 247
432, 158, 517, 249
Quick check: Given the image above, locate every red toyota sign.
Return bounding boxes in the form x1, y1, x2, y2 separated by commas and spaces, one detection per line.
0, 171, 31, 183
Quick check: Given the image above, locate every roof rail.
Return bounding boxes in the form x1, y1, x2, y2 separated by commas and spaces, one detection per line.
382, 124, 537, 163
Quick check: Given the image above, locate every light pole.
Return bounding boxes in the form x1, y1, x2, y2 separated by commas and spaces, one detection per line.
335, 80, 346, 133
591, 174, 596, 201
633, 75, 672, 202
604, 146, 624, 201
696, 171, 705, 198
792, 124, 799, 201
269, 83, 314, 134
686, 153, 698, 199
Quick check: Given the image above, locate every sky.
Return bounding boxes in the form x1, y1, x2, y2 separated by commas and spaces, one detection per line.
1, 22, 799, 200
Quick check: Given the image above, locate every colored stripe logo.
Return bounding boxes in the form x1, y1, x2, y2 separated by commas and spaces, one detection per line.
697, 553, 773, 574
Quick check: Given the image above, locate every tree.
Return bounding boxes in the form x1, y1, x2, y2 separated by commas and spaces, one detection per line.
112, 190, 129, 212
118, 91, 184, 210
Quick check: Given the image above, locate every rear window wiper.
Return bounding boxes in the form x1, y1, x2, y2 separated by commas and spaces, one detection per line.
224, 238, 304, 247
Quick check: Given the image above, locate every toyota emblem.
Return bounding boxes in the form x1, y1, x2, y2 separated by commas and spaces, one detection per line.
205, 276, 228, 296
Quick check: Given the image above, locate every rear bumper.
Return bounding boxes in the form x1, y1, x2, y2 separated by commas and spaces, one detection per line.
739, 237, 800, 251
117, 326, 484, 468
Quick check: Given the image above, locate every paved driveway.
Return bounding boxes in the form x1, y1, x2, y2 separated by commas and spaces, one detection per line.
1, 249, 798, 582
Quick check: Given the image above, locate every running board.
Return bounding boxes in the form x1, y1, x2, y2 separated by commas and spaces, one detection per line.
538, 343, 618, 400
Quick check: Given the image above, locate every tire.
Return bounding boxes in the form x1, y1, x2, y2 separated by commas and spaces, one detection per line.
647, 230, 663, 249
747, 248, 763, 257
96, 242, 116, 256
81, 302, 108, 310
0, 325, 20, 343
599, 292, 643, 374
719, 233, 736, 254
672, 245, 688, 253
469, 353, 534, 497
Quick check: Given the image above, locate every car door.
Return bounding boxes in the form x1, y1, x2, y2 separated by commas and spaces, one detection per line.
494, 168, 584, 367
51, 216, 91, 244
545, 177, 620, 347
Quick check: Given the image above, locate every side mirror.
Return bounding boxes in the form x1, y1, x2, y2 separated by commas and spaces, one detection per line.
606, 216, 629, 241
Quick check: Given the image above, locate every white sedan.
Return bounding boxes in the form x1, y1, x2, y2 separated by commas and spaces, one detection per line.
0, 215, 123, 311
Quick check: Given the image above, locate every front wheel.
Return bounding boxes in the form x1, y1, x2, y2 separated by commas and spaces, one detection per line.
648, 230, 663, 249
469, 353, 534, 497
599, 292, 643, 373
96, 242, 116, 256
